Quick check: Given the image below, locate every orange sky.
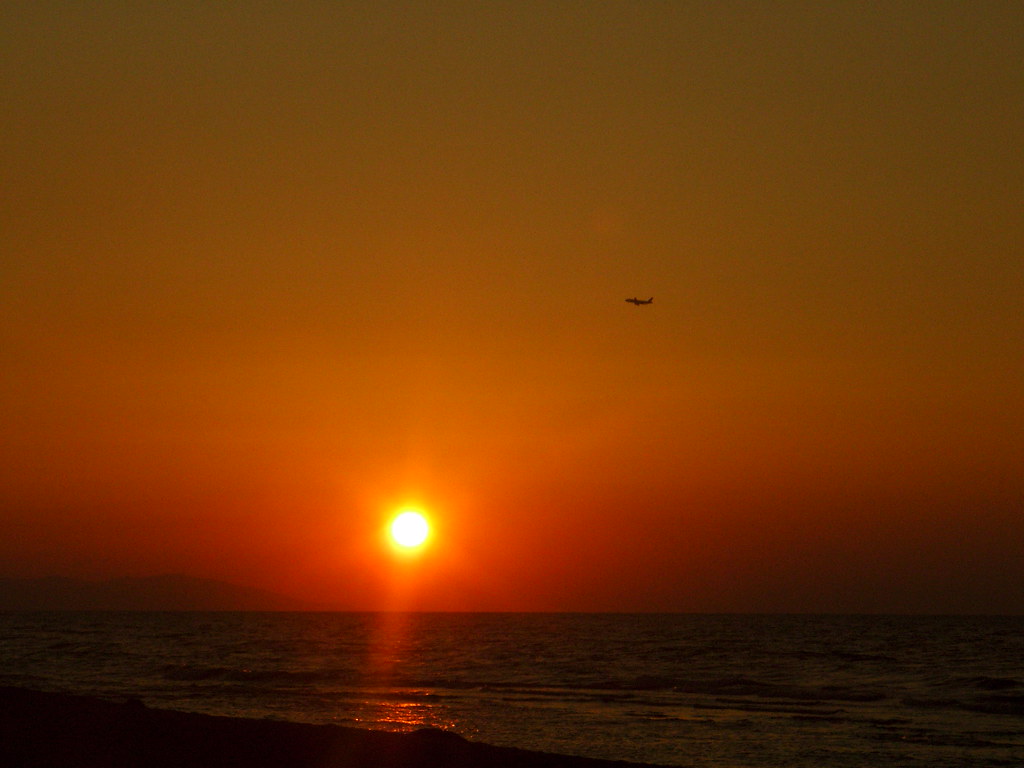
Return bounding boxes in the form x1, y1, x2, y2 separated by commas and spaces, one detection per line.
2, 1, 1022, 612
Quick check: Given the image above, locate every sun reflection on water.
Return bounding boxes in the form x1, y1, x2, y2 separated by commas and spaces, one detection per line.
351, 690, 458, 732
352, 593, 464, 734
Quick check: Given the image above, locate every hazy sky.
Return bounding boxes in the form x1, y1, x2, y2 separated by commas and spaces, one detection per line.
3, 1, 1021, 612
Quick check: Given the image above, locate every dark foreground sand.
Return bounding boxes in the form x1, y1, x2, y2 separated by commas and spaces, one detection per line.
0, 687, 670, 768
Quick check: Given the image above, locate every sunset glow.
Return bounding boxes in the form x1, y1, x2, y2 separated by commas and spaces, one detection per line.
1, 2, 1022, 614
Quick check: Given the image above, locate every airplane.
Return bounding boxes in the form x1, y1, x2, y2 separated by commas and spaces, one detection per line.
625, 296, 654, 305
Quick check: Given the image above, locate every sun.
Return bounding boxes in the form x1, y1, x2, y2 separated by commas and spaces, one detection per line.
390, 510, 429, 549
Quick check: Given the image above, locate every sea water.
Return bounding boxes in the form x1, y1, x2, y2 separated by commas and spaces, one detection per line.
1, 612, 1022, 767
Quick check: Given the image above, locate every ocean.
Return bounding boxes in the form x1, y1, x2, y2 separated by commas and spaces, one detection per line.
1, 612, 1021, 767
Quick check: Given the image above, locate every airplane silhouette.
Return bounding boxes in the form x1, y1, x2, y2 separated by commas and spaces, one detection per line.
625, 297, 653, 305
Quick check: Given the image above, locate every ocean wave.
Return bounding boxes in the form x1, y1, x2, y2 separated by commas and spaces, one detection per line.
694, 699, 845, 717
159, 664, 357, 685
902, 694, 1024, 718
155, 664, 896, 710
968, 694, 1024, 717
581, 675, 885, 703
779, 649, 897, 664
948, 676, 1023, 691
864, 727, 1014, 749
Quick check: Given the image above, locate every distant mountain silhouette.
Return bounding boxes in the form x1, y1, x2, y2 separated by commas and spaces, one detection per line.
0, 574, 313, 611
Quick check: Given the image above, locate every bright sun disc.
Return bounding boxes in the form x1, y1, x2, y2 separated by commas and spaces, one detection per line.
390, 511, 429, 548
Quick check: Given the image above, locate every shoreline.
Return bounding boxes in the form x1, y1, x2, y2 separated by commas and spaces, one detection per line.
0, 686, 673, 768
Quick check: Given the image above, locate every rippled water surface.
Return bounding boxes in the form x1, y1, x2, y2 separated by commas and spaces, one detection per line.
2, 613, 1022, 766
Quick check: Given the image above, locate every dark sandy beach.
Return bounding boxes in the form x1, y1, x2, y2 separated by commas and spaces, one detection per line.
0, 687, 669, 768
